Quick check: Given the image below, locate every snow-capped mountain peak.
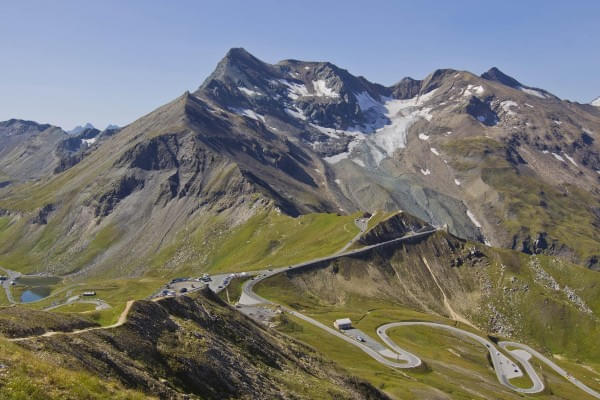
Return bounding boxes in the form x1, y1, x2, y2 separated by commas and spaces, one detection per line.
592, 97, 600, 107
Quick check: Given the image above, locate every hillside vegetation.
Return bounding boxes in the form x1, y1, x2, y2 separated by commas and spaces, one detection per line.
255, 231, 600, 398
3, 289, 388, 400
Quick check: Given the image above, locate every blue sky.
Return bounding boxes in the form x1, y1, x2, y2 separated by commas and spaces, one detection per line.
1, 1, 598, 130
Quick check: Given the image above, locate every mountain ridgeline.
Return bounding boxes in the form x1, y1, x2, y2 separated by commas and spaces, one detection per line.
1, 48, 600, 279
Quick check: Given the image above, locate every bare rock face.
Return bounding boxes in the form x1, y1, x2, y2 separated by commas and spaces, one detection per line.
31, 203, 55, 225
116, 134, 180, 171
94, 174, 145, 217
359, 212, 433, 245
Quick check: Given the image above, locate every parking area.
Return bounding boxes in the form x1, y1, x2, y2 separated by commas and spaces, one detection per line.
151, 272, 249, 299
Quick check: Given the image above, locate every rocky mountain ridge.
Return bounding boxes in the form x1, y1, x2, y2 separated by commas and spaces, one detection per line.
1, 48, 599, 276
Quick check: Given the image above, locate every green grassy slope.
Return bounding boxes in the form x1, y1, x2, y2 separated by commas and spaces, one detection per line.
0, 210, 360, 327
0, 339, 150, 400
148, 210, 361, 276
443, 136, 600, 266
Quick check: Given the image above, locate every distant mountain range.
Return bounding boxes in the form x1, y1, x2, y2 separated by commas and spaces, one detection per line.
69, 123, 119, 135
1, 48, 600, 277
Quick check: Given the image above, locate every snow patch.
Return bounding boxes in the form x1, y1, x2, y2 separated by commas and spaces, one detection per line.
500, 100, 518, 115
312, 80, 339, 98
430, 148, 440, 156
82, 138, 97, 145
322, 89, 438, 167
563, 153, 577, 167
542, 150, 549, 154
230, 108, 265, 122
278, 79, 310, 99
371, 89, 437, 157
285, 107, 307, 121
454, 179, 461, 186
418, 133, 429, 141
592, 97, 600, 107
420, 168, 431, 176
335, 179, 342, 185
552, 152, 565, 162
463, 84, 485, 97
524, 103, 534, 108
467, 210, 482, 228
310, 123, 340, 139
238, 86, 260, 97
520, 87, 546, 98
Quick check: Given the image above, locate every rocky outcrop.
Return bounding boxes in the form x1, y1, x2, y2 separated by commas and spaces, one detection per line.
31, 203, 55, 225
116, 134, 179, 171
511, 231, 578, 262
94, 174, 145, 217
465, 96, 498, 126
359, 212, 433, 246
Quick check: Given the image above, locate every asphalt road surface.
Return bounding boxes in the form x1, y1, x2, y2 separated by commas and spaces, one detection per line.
499, 341, 600, 398
378, 322, 544, 394
0, 266, 20, 304
239, 229, 438, 306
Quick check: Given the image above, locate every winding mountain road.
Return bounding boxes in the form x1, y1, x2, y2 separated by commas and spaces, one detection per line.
239, 229, 437, 306
378, 322, 544, 394
238, 229, 600, 398
499, 341, 600, 398
3, 226, 600, 398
